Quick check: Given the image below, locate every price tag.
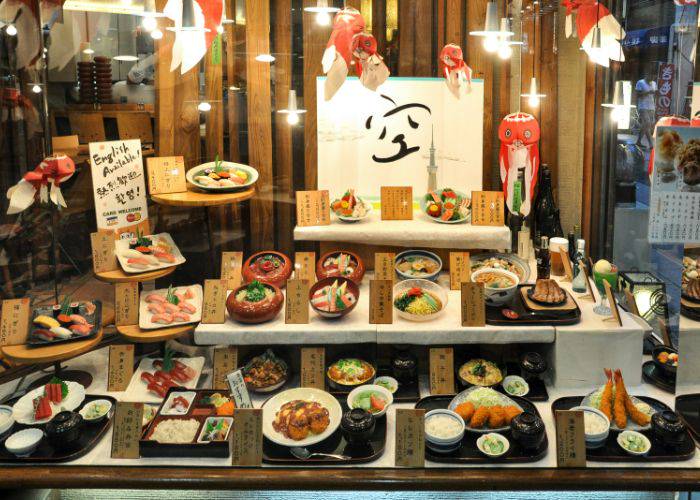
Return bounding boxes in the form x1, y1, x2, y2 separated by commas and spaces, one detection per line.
555, 410, 587, 468
380, 186, 413, 220
369, 279, 393, 324
145, 156, 186, 195
296, 190, 330, 227
226, 368, 253, 409
300, 347, 325, 389
659, 319, 673, 347
603, 280, 623, 326
461, 282, 486, 327
449, 252, 471, 290
220, 251, 243, 290
395, 408, 426, 467
107, 344, 135, 392
429, 347, 454, 395
111, 402, 143, 459
285, 279, 309, 324
560, 249, 574, 282
471, 191, 505, 226
201, 279, 227, 324
294, 251, 316, 283
213, 346, 238, 390
230, 408, 263, 466
91, 232, 118, 273
0, 298, 30, 347
374, 252, 395, 281
624, 290, 641, 317
115, 282, 139, 326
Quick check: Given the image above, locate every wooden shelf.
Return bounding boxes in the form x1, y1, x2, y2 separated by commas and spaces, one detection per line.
116, 324, 194, 343
94, 265, 176, 283
1, 329, 104, 365
151, 186, 255, 207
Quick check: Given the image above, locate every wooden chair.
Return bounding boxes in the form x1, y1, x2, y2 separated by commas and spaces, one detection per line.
116, 112, 155, 155
68, 112, 106, 144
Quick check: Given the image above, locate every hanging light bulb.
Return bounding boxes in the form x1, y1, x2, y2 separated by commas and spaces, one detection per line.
498, 43, 513, 60
198, 101, 212, 112
586, 26, 609, 67
277, 90, 306, 126
167, 0, 208, 33
521, 77, 546, 108
31, 84, 42, 94
602, 80, 635, 127
142, 15, 158, 32
304, 0, 339, 27
139, 0, 164, 32
470, 3, 512, 54
255, 53, 275, 63
217, 24, 224, 34
151, 28, 163, 40
5, 23, 17, 36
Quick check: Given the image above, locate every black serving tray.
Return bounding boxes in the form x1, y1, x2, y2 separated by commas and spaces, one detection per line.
642, 361, 675, 394
262, 401, 386, 465
27, 300, 102, 347
551, 396, 695, 462
414, 395, 548, 463
486, 286, 581, 326
674, 394, 700, 445
453, 361, 549, 402
0, 394, 116, 463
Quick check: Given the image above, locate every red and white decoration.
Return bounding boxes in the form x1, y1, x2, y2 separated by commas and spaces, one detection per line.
562, 0, 625, 67
322, 7, 366, 100
498, 112, 541, 216
163, 0, 223, 75
351, 32, 390, 92
6, 154, 76, 214
439, 44, 472, 99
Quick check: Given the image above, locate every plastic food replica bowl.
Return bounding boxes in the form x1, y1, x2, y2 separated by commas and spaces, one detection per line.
501, 375, 530, 397
394, 250, 443, 282
309, 277, 360, 319
424, 409, 465, 453
373, 376, 399, 394
346, 384, 394, 418
652, 345, 678, 378
571, 405, 610, 449
476, 432, 510, 458
393, 279, 448, 322
5, 428, 43, 457
315, 251, 366, 284
471, 268, 520, 306
79, 399, 113, 423
226, 283, 284, 324
617, 430, 652, 456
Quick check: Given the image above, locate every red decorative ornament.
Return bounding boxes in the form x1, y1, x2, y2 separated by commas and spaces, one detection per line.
562, 0, 625, 67
439, 44, 472, 99
498, 112, 541, 216
322, 7, 365, 100
6, 154, 75, 214
351, 32, 390, 91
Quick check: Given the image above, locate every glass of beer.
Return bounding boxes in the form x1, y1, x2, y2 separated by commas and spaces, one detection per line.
549, 237, 569, 277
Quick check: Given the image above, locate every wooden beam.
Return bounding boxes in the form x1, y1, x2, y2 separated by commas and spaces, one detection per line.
245, 0, 274, 249
224, 0, 240, 162
204, 38, 224, 163
397, 0, 433, 76
372, 0, 387, 56
445, 0, 464, 47
154, 0, 175, 156
539, 11, 558, 190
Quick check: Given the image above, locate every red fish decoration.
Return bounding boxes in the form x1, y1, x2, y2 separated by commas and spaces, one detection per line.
439, 44, 472, 99
322, 7, 365, 100
351, 32, 390, 91
6, 154, 75, 214
562, 0, 625, 67
498, 112, 541, 216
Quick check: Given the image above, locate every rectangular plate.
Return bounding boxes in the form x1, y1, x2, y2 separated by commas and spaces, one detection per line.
414, 395, 548, 463
262, 401, 386, 465
552, 396, 695, 462
115, 232, 186, 274
27, 301, 102, 347
138, 285, 203, 330
486, 286, 581, 326
122, 357, 205, 404
0, 395, 116, 463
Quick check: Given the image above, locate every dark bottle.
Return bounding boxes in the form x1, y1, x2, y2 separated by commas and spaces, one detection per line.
535, 235, 550, 280
533, 165, 563, 239
567, 231, 576, 262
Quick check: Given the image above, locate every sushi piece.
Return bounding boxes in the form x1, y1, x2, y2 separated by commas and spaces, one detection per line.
33, 395, 52, 420
183, 288, 195, 299
178, 301, 197, 314
69, 323, 92, 335
126, 257, 151, 269
172, 311, 191, 322
34, 329, 56, 341
50, 326, 73, 339
147, 303, 165, 314
121, 249, 146, 259
153, 250, 176, 263
45, 382, 64, 403
151, 313, 174, 324
145, 293, 167, 304
34, 315, 60, 329
51, 304, 62, 318
70, 302, 81, 314
69, 314, 88, 325
56, 313, 72, 325
163, 302, 180, 314
84, 301, 97, 315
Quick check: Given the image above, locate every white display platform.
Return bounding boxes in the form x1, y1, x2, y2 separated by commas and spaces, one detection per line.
677, 314, 700, 388
294, 210, 511, 250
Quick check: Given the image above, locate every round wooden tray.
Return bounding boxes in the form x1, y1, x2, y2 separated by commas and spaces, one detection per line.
94, 265, 176, 283
116, 323, 195, 343
1, 329, 104, 365
151, 186, 255, 207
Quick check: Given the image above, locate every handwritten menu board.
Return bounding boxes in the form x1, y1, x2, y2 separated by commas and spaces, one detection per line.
294, 252, 316, 283
108, 344, 135, 391
201, 279, 227, 324
226, 369, 253, 409
603, 280, 623, 326
213, 347, 238, 390
90, 139, 148, 235
560, 249, 574, 281
624, 290, 641, 317
115, 282, 139, 326
471, 191, 505, 226
230, 408, 263, 466
461, 282, 486, 327
369, 280, 393, 324
111, 402, 143, 459
555, 410, 586, 467
374, 252, 395, 281
449, 252, 471, 290
285, 279, 310, 324
395, 408, 425, 467
381, 186, 413, 220
220, 251, 243, 290
91, 232, 118, 273
145, 156, 186, 195
296, 190, 330, 227
300, 347, 325, 389
429, 347, 454, 395
0, 298, 30, 347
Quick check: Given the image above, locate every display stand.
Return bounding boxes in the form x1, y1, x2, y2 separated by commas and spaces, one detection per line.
116, 324, 194, 343
94, 266, 176, 283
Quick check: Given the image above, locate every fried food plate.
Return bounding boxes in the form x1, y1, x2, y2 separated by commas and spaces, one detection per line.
581, 389, 655, 432
448, 386, 523, 434
262, 388, 342, 447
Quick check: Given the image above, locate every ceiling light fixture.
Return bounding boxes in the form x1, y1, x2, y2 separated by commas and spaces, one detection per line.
277, 90, 306, 125
304, 0, 339, 27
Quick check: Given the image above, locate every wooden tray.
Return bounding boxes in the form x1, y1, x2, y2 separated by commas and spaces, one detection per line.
0, 395, 116, 463
414, 395, 548, 463
27, 301, 102, 347
486, 286, 581, 326
642, 361, 675, 394
551, 396, 695, 462
262, 401, 386, 465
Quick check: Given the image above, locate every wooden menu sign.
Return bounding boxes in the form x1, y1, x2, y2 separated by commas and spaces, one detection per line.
107, 344, 135, 392
555, 410, 587, 468
91, 231, 118, 273
300, 347, 325, 389
230, 408, 263, 466
285, 279, 310, 324
461, 282, 486, 327
115, 282, 139, 326
0, 298, 30, 347
212, 346, 238, 390
145, 156, 186, 195
220, 252, 243, 290
395, 408, 426, 467
296, 190, 330, 227
111, 402, 143, 459
201, 279, 227, 324
560, 249, 574, 282
294, 251, 316, 283
603, 280, 623, 326
449, 252, 471, 291
374, 253, 395, 281
471, 191, 505, 226
369, 279, 393, 324
380, 186, 413, 220
624, 290, 641, 317
429, 347, 454, 395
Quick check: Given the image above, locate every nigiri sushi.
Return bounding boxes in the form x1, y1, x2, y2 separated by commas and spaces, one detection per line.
178, 301, 197, 314
151, 313, 173, 324
153, 250, 176, 263
126, 257, 151, 269
171, 311, 191, 322
34, 329, 55, 341
163, 302, 180, 314
69, 314, 88, 325
121, 249, 146, 259
50, 326, 73, 339
147, 303, 165, 314
183, 287, 195, 299
145, 293, 167, 304
69, 323, 92, 335
34, 315, 60, 329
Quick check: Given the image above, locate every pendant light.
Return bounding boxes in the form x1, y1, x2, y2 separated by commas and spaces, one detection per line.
5, 23, 16, 36
304, 0, 340, 27
469, 2, 513, 53
521, 5, 545, 108
167, 0, 208, 33
277, 90, 306, 125
139, 0, 164, 32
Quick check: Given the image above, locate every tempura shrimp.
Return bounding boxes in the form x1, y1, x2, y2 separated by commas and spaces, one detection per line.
599, 368, 613, 422
616, 368, 651, 426
613, 369, 627, 429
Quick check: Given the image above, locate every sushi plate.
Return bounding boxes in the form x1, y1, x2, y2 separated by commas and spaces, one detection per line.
122, 356, 205, 403
447, 386, 523, 434
12, 381, 86, 425
138, 285, 203, 330
186, 161, 258, 193
115, 233, 186, 274
27, 301, 102, 347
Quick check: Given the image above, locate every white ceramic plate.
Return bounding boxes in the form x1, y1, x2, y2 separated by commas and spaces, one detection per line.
262, 387, 342, 448
13, 381, 86, 425
419, 189, 471, 224
160, 391, 197, 416
186, 161, 258, 192
121, 357, 205, 403
333, 201, 373, 222
115, 233, 186, 274
138, 285, 203, 330
581, 388, 655, 432
448, 386, 523, 434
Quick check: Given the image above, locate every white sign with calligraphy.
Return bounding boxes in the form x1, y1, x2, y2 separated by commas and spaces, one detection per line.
317, 77, 484, 200
90, 139, 148, 235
